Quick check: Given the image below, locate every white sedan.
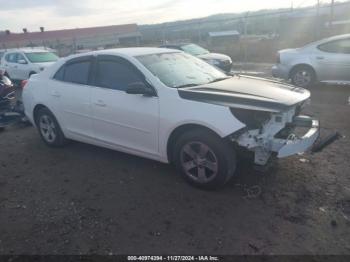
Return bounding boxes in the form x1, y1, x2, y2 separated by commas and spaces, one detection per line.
23, 48, 319, 189
272, 34, 350, 88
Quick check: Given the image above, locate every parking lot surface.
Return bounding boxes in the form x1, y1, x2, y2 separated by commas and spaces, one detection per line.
0, 84, 350, 255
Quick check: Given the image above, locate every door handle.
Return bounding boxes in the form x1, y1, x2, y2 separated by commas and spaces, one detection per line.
51, 91, 60, 98
316, 56, 324, 60
94, 100, 106, 107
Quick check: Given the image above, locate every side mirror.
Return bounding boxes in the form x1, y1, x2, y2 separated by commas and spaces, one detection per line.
17, 59, 27, 64
126, 82, 155, 97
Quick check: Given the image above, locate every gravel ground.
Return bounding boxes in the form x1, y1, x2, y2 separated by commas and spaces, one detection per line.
0, 83, 350, 255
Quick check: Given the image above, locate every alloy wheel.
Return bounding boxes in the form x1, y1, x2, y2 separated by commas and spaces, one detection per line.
39, 115, 57, 143
180, 141, 219, 183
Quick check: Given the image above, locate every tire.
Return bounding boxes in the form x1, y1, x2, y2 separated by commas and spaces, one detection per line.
173, 128, 236, 190
35, 107, 67, 147
290, 65, 316, 88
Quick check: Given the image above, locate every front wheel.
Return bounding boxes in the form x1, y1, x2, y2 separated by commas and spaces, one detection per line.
35, 108, 67, 147
173, 129, 236, 190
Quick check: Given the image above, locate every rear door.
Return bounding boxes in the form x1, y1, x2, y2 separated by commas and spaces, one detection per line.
50, 56, 94, 139
3, 53, 19, 79
312, 38, 350, 82
90, 55, 159, 156
15, 53, 30, 80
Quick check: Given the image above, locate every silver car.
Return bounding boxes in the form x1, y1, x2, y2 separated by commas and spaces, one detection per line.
272, 34, 350, 87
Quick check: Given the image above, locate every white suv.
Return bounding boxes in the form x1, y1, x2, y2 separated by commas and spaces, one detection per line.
23, 48, 320, 189
0, 48, 58, 81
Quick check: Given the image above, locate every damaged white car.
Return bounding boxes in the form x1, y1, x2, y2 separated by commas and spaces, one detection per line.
23, 48, 321, 189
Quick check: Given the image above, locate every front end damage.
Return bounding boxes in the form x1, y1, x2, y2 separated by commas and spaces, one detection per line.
230, 105, 320, 165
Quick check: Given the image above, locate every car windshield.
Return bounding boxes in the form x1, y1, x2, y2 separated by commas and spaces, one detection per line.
137, 52, 228, 88
180, 44, 210, 56
25, 52, 59, 63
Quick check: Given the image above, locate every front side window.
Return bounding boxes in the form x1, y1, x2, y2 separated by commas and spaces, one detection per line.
180, 44, 209, 56
25, 52, 58, 63
63, 61, 91, 85
318, 39, 350, 54
95, 58, 144, 91
16, 53, 27, 63
137, 52, 227, 88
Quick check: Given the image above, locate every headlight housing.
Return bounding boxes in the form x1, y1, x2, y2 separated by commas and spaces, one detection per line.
205, 59, 220, 66
230, 108, 271, 129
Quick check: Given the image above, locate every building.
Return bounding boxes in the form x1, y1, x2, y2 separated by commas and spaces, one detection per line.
0, 24, 142, 56
207, 30, 240, 46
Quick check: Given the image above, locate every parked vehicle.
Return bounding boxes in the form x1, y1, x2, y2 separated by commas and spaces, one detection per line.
23, 48, 321, 189
160, 43, 232, 72
272, 34, 350, 88
0, 48, 59, 81
0, 50, 5, 62
0, 69, 26, 130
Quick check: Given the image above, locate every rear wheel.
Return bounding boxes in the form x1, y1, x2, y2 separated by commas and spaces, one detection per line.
173, 129, 236, 190
35, 108, 67, 147
290, 66, 316, 88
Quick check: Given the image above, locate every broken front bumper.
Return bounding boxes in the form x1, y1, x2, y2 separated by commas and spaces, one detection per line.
272, 115, 319, 158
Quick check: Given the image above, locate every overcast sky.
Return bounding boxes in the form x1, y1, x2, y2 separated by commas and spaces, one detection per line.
0, 0, 330, 32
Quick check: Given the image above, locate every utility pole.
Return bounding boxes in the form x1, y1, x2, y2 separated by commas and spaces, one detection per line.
315, 0, 320, 39
329, 0, 335, 33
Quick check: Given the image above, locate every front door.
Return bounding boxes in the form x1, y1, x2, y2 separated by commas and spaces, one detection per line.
90, 55, 159, 157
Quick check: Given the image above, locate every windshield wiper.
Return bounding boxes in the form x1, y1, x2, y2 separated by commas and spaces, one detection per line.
175, 83, 200, 88
208, 76, 232, 84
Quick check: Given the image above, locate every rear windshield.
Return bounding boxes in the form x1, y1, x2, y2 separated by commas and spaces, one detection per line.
25, 52, 58, 63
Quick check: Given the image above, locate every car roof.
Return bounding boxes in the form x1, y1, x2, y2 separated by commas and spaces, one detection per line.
63, 47, 181, 61
3, 48, 54, 54
161, 43, 192, 47
305, 34, 350, 47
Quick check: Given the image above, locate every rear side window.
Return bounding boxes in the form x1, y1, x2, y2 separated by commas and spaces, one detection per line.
5, 53, 17, 63
62, 61, 91, 85
53, 66, 65, 81
95, 59, 144, 91
318, 39, 350, 54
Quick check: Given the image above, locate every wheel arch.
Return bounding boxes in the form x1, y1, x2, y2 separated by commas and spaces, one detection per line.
33, 104, 50, 125
289, 63, 317, 80
29, 71, 37, 78
166, 123, 224, 163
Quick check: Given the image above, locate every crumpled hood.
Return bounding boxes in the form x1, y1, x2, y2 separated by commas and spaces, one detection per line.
178, 75, 310, 112
197, 52, 231, 61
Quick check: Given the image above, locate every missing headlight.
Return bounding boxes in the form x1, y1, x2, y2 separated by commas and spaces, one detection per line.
230, 108, 271, 129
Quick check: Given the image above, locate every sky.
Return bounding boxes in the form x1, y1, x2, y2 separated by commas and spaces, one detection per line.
0, 0, 332, 32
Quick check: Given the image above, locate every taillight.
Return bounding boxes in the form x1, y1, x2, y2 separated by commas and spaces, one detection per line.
20, 80, 28, 89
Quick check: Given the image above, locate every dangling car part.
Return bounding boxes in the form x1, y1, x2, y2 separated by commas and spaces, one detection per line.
0, 78, 27, 130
